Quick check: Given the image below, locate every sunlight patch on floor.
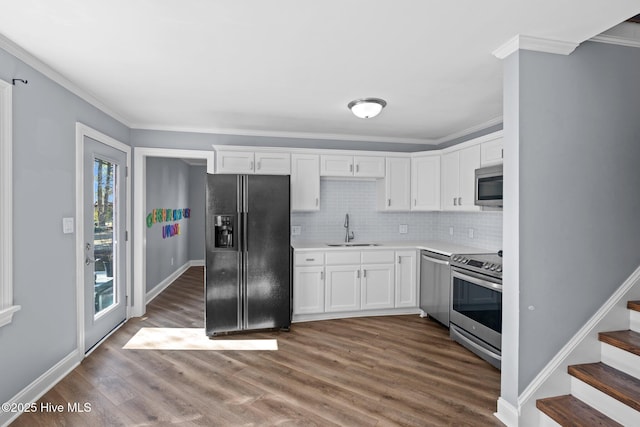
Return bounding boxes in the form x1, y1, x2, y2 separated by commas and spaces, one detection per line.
123, 328, 278, 350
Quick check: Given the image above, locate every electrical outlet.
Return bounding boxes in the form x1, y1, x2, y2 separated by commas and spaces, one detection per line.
399, 224, 408, 234
62, 217, 74, 234
291, 226, 301, 236
449, 226, 454, 236
468, 228, 474, 238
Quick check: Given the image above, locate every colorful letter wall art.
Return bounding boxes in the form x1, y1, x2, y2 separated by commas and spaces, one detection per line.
146, 208, 191, 239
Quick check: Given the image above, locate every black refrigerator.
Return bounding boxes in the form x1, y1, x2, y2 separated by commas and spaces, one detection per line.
205, 173, 291, 336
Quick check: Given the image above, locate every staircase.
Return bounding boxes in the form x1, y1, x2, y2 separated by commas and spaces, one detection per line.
536, 301, 640, 426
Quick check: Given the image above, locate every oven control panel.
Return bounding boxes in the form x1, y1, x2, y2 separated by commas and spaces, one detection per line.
451, 253, 502, 277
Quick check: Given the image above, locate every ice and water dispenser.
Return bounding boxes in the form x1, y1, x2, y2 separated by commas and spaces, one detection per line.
213, 215, 234, 248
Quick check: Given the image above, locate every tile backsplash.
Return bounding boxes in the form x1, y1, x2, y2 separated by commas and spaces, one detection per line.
291, 179, 502, 251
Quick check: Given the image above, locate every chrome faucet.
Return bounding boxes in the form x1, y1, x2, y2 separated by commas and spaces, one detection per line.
344, 213, 355, 242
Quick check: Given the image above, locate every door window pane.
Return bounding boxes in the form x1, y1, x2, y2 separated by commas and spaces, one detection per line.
94, 158, 117, 315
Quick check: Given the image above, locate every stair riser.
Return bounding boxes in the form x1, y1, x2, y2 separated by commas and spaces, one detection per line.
538, 412, 561, 427
630, 310, 640, 332
571, 378, 640, 425
601, 343, 640, 380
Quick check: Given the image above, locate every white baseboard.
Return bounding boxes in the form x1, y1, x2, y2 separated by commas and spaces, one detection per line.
145, 260, 203, 304
495, 397, 519, 427
0, 349, 81, 427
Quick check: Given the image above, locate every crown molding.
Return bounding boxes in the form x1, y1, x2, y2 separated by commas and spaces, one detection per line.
492, 34, 579, 59
130, 123, 438, 145
590, 22, 640, 49
433, 116, 503, 145
0, 33, 131, 127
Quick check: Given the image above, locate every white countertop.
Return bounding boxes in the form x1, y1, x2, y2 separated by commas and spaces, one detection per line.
291, 240, 491, 256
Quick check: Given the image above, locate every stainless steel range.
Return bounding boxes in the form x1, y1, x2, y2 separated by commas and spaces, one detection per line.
449, 252, 502, 369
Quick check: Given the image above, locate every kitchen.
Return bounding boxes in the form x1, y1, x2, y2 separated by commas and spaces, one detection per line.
2, 3, 640, 427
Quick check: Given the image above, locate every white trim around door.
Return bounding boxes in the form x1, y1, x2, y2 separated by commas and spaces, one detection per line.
132, 147, 214, 317
75, 122, 131, 357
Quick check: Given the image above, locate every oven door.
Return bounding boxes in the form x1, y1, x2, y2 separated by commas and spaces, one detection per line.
450, 268, 502, 350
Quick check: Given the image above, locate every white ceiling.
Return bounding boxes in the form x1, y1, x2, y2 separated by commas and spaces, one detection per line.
0, 1, 639, 146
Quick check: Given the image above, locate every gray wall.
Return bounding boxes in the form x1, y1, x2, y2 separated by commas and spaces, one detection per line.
145, 158, 192, 292
0, 47, 129, 405
188, 166, 206, 261
503, 41, 640, 405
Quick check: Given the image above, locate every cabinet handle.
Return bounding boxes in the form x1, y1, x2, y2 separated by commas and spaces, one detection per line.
305, 258, 315, 261
453, 197, 457, 206
357, 270, 360, 278
320, 271, 324, 280
350, 164, 353, 172
315, 197, 319, 207
414, 199, 417, 206
458, 197, 462, 205
257, 161, 261, 170
356, 164, 359, 173
501, 148, 504, 159
250, 161, 254, 171
387, 199, 391, 207
398, 256, 401, 264
363, 269, 367, 278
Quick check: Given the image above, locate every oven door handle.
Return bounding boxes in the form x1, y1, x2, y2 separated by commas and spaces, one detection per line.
451, 269, 502, 292
450, 325, 501, 362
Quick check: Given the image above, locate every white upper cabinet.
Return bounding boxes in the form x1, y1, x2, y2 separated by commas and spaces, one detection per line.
377, 157, 411, 211
291, 154, 320, 211
353, 156, 385, 178
215, 150, 254, 174
480, 136, 504, 166
441, 145, 480, 211
320, 155, 385, 178
215, 150, 290, 174
254, 151, 291, 174
411, 154, 440, 211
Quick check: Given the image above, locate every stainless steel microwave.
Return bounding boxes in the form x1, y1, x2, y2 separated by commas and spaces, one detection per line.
475, 164, 503, 207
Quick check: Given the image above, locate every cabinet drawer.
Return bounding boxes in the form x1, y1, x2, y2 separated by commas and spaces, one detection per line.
361, 250, 395, 264
295, 252, 324, 266
325, 251, 361, 265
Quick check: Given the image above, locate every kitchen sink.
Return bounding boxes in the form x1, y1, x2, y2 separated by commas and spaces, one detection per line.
325, 243, 380, 247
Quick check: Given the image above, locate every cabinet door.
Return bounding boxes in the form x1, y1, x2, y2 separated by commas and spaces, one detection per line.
361, 264, 395, 310
411, 155, 440, 211
395, 251, 417, 308
378, 157, 411, 211
255, 152, 291, 175
441, 151, 459, 210
458, 145, 481, 211
480, 137, 504, 166
354, 156, 385, 178
325, 265, 360, 312
291, 154, 320, 211
293, 266, 325, 314
216, 151, 254, 174
320, 155, 353, 177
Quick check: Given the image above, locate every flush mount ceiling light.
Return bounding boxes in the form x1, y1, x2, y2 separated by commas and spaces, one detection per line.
348, 97, 387, 119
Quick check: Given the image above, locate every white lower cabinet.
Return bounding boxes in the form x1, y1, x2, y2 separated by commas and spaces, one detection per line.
293, 248, 418, 319
395, 251, 417, 308
361, 263, 395, 310
325, 265, 361, 312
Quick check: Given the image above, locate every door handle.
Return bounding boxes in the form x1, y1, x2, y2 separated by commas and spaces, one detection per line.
85, 257, 98, 266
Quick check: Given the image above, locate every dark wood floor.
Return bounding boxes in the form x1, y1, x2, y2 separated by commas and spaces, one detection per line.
13, 267, 502, 426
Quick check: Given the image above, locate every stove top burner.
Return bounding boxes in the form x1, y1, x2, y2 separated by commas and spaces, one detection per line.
450, 252, 502, 279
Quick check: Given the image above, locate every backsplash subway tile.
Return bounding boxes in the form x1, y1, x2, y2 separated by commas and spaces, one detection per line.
291, 180, 502, 251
